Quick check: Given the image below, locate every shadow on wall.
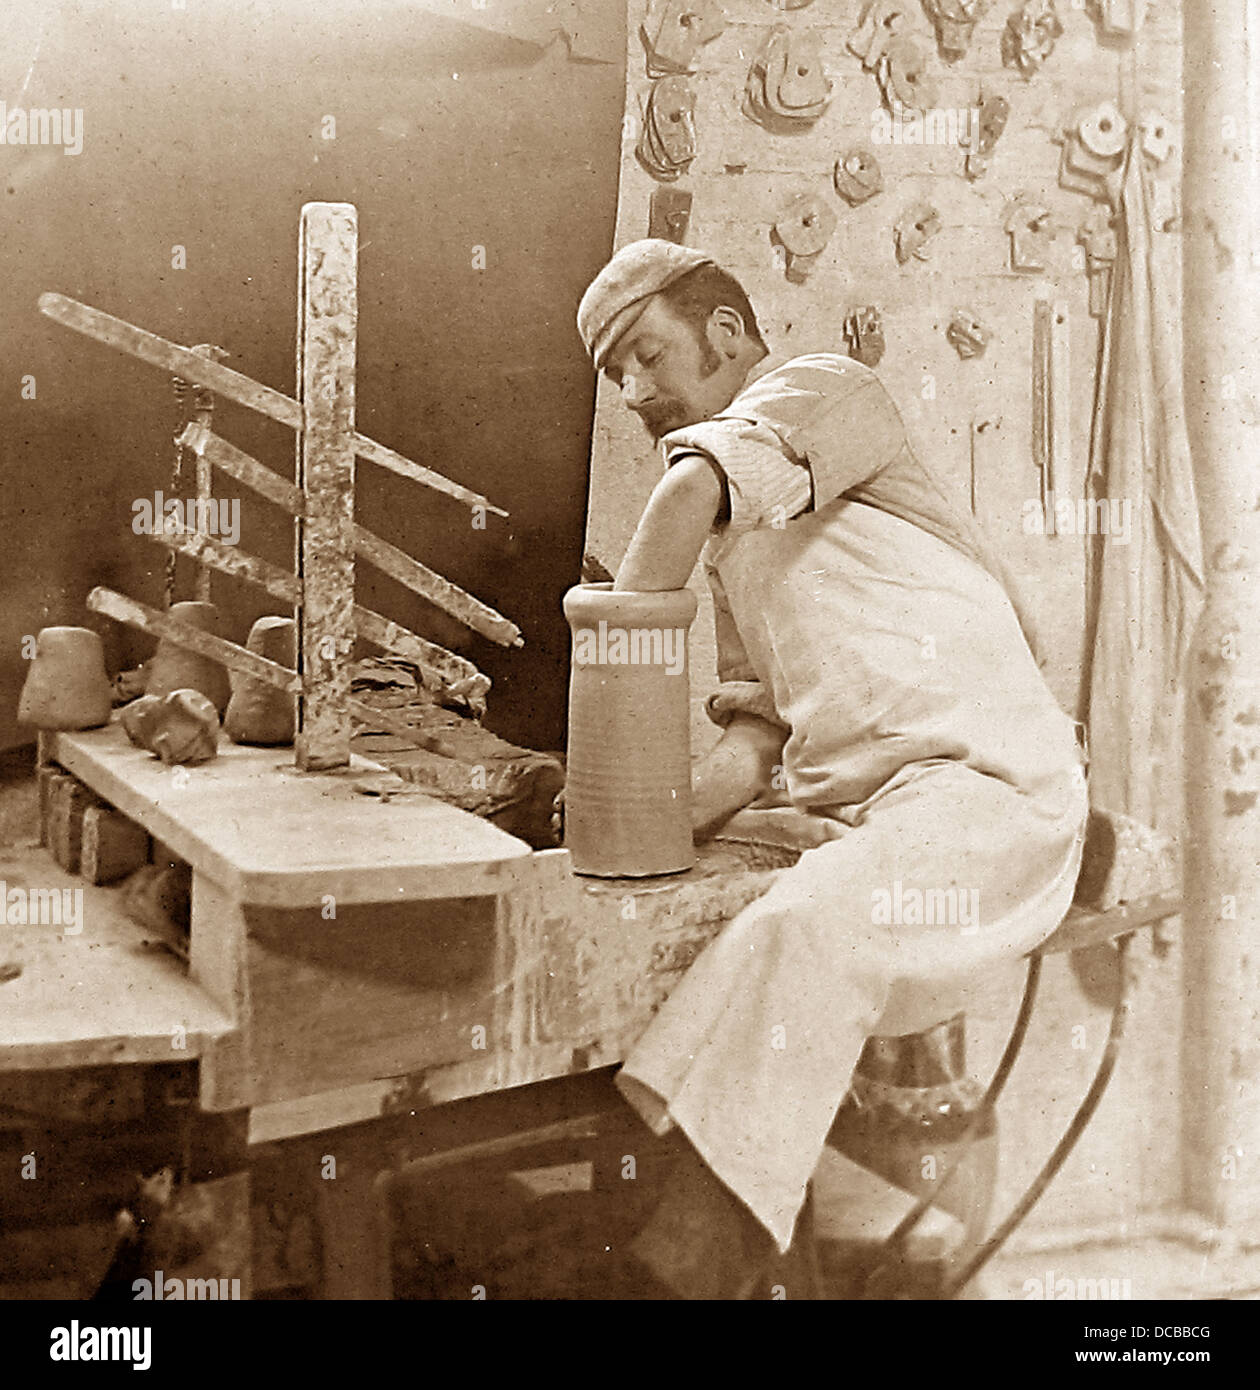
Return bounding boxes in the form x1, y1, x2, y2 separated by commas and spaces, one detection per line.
0, 0, 625, 756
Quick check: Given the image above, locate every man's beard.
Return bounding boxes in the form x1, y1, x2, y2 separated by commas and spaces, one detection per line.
635, 398, 692, 440
634, 340, 723, 441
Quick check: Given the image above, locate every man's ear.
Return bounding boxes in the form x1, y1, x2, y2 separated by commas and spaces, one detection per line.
705, 306, 745, 359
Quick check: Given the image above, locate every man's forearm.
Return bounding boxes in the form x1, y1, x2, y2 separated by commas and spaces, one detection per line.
691, 713, 787, 840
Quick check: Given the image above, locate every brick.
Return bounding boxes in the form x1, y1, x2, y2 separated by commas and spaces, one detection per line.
45, 775, 101, 874
80, 806, 151, 885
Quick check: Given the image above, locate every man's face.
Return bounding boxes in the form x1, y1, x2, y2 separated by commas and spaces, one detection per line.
602, 296, 743, 441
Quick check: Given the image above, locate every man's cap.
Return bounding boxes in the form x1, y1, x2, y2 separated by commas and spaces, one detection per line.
577, 239, 715, 369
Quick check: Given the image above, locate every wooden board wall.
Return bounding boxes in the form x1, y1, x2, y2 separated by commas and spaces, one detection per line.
586, 0, 1190, 1242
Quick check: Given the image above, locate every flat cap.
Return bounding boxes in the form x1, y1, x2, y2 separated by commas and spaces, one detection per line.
578, 239, 715, 369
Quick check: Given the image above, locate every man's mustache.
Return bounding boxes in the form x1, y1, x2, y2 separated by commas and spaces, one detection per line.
632, 398, 689, 438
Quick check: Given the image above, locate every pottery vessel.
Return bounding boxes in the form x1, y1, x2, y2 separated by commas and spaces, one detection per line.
145, 601, 231, 713
17, 626, 112, 731
562, 583, 697, 877
224, 616, 297, 746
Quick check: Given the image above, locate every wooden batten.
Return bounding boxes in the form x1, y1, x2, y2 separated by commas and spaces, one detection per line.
177, 422, 520, 648
87, 587, 299, 694
39, 291, 507, 517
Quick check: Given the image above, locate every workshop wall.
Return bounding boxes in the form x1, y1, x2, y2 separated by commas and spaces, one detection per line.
0, 0, 626, 756
587, 0, 1187, 1244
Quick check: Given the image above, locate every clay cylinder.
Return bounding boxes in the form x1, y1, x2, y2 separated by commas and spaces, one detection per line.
145, 601, 231, 713
17, 627, 112, 731
224, 616, 297, 746
562, 583, 697, 877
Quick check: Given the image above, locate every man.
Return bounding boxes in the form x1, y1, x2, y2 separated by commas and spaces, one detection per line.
574, 240, 1089, 1298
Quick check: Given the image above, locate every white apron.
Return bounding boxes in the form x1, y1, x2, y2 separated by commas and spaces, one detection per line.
616, 480, 1088, 1253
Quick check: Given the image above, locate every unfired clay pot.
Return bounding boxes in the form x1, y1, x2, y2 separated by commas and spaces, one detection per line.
17, 626, 112, 731
224, 616, 297, 746
562, 582, 698, 877
145, 601, 231, 713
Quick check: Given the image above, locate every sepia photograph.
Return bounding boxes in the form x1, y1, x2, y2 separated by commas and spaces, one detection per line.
0, 0, 1255, 1358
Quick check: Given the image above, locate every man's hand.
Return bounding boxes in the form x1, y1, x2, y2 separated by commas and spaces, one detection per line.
690, 713, 788, 843
550, 712, 786, 846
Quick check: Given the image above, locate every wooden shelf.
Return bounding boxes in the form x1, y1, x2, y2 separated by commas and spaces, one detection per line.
0, 844, 234, 1071
51, 724, 535, 907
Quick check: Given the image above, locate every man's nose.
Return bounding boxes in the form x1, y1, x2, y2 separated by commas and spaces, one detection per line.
620, 372, 652, 407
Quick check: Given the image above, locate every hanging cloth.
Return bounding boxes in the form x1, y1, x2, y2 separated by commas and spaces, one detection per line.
1084, 133, 1204, 830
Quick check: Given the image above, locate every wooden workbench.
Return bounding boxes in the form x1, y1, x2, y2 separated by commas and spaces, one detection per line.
1, 724, 799, 1296
2, 726, 1179, 1297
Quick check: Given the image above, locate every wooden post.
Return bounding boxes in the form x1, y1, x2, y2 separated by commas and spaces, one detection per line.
1180, 15, 1260, 1231
294, 203, 358, 771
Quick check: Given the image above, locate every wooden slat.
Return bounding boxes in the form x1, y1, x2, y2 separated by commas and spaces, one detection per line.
1049, 299, 1071, 502
295, 202, 358, 771
179, 421, 304, 514
87, 586, 299, 694
147, 532, 492, 702
1032, 298, 1052, 510
1038, 891, 1182, 956
147, 528, 300, 605
39, 291, 508, 517
354, 434, 507, 518
353, 606, 491, 703
142, 530, 490, 702
179, 422, 523, 649
353, 526, 524, 649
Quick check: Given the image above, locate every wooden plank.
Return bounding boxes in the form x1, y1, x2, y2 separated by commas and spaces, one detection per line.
147, 528, 300, 605
179, 423, 522, 648
50, 724, 535, 907
189, 874, 253, 1112
178, 421, 305, 513
354, 434, 506, 519
353, 606, 491, 704
0, 846, 235, 1071
294, 202, 358, 771
1032, 299, 1052, 512
146, 528, 493, 703
39, 291, 508, 518
352, 526, 524, 649
87, 586, 299, 694
141, 530, 491, 703
1038, 892, 1182, 957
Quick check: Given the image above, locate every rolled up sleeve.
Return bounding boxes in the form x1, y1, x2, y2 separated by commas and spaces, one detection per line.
661, 418, 812, 538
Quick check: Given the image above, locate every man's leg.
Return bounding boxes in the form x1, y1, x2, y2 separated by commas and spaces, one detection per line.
616, 763, 1087, 1265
